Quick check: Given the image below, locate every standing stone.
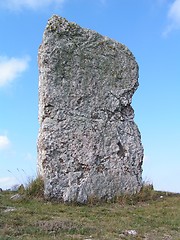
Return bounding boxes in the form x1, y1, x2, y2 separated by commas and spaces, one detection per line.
38, 15, 144, 203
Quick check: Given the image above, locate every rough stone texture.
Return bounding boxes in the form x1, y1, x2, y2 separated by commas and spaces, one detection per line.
38, 15, 144, 203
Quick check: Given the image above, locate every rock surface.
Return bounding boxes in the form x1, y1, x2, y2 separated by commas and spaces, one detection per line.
38, 15, 144, 203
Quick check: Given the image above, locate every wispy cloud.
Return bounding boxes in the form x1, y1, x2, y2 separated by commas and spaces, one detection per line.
164, 0, 180, 35
0, 135, 10, 150
0, 0, 65, 11
0, 56, 30, 87
24, 152, 35, 162
100, 0, 107, 5
156, 0, 168, 5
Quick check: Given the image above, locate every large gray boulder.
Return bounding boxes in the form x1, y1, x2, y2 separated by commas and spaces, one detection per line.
38, 15, 144, 203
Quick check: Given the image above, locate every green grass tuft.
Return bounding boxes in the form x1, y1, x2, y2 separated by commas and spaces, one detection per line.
18, 176, 44, 199
22, 176, 44, 199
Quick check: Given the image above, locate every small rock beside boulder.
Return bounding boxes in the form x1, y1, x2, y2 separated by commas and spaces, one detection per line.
10, 193, 23, 201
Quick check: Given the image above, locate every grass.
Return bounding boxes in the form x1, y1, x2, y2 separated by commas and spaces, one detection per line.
0, 181, 180, 240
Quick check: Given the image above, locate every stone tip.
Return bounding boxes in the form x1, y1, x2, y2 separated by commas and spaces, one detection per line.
45, 14, 78, 34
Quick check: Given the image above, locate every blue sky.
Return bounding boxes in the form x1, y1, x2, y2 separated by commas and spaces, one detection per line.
0, 0, 179, 192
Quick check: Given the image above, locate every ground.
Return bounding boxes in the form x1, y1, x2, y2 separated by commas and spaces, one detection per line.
0, 188, 180, 240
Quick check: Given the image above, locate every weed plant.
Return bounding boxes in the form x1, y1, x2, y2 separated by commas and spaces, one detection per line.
22, 176, 44, 199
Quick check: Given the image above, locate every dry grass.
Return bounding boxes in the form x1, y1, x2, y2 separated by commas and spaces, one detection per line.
0, 182, 180, 240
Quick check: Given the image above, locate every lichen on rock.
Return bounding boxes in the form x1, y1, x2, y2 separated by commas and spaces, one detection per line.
37, 15, 144, 203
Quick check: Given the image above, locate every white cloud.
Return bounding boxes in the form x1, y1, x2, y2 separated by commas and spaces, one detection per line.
0, 135, 10, 150
0, 0, 65, 11
164, 0, 180, 35
0, 177, 18, 190
0, 56, 30, 87
168, 0, 180, 24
